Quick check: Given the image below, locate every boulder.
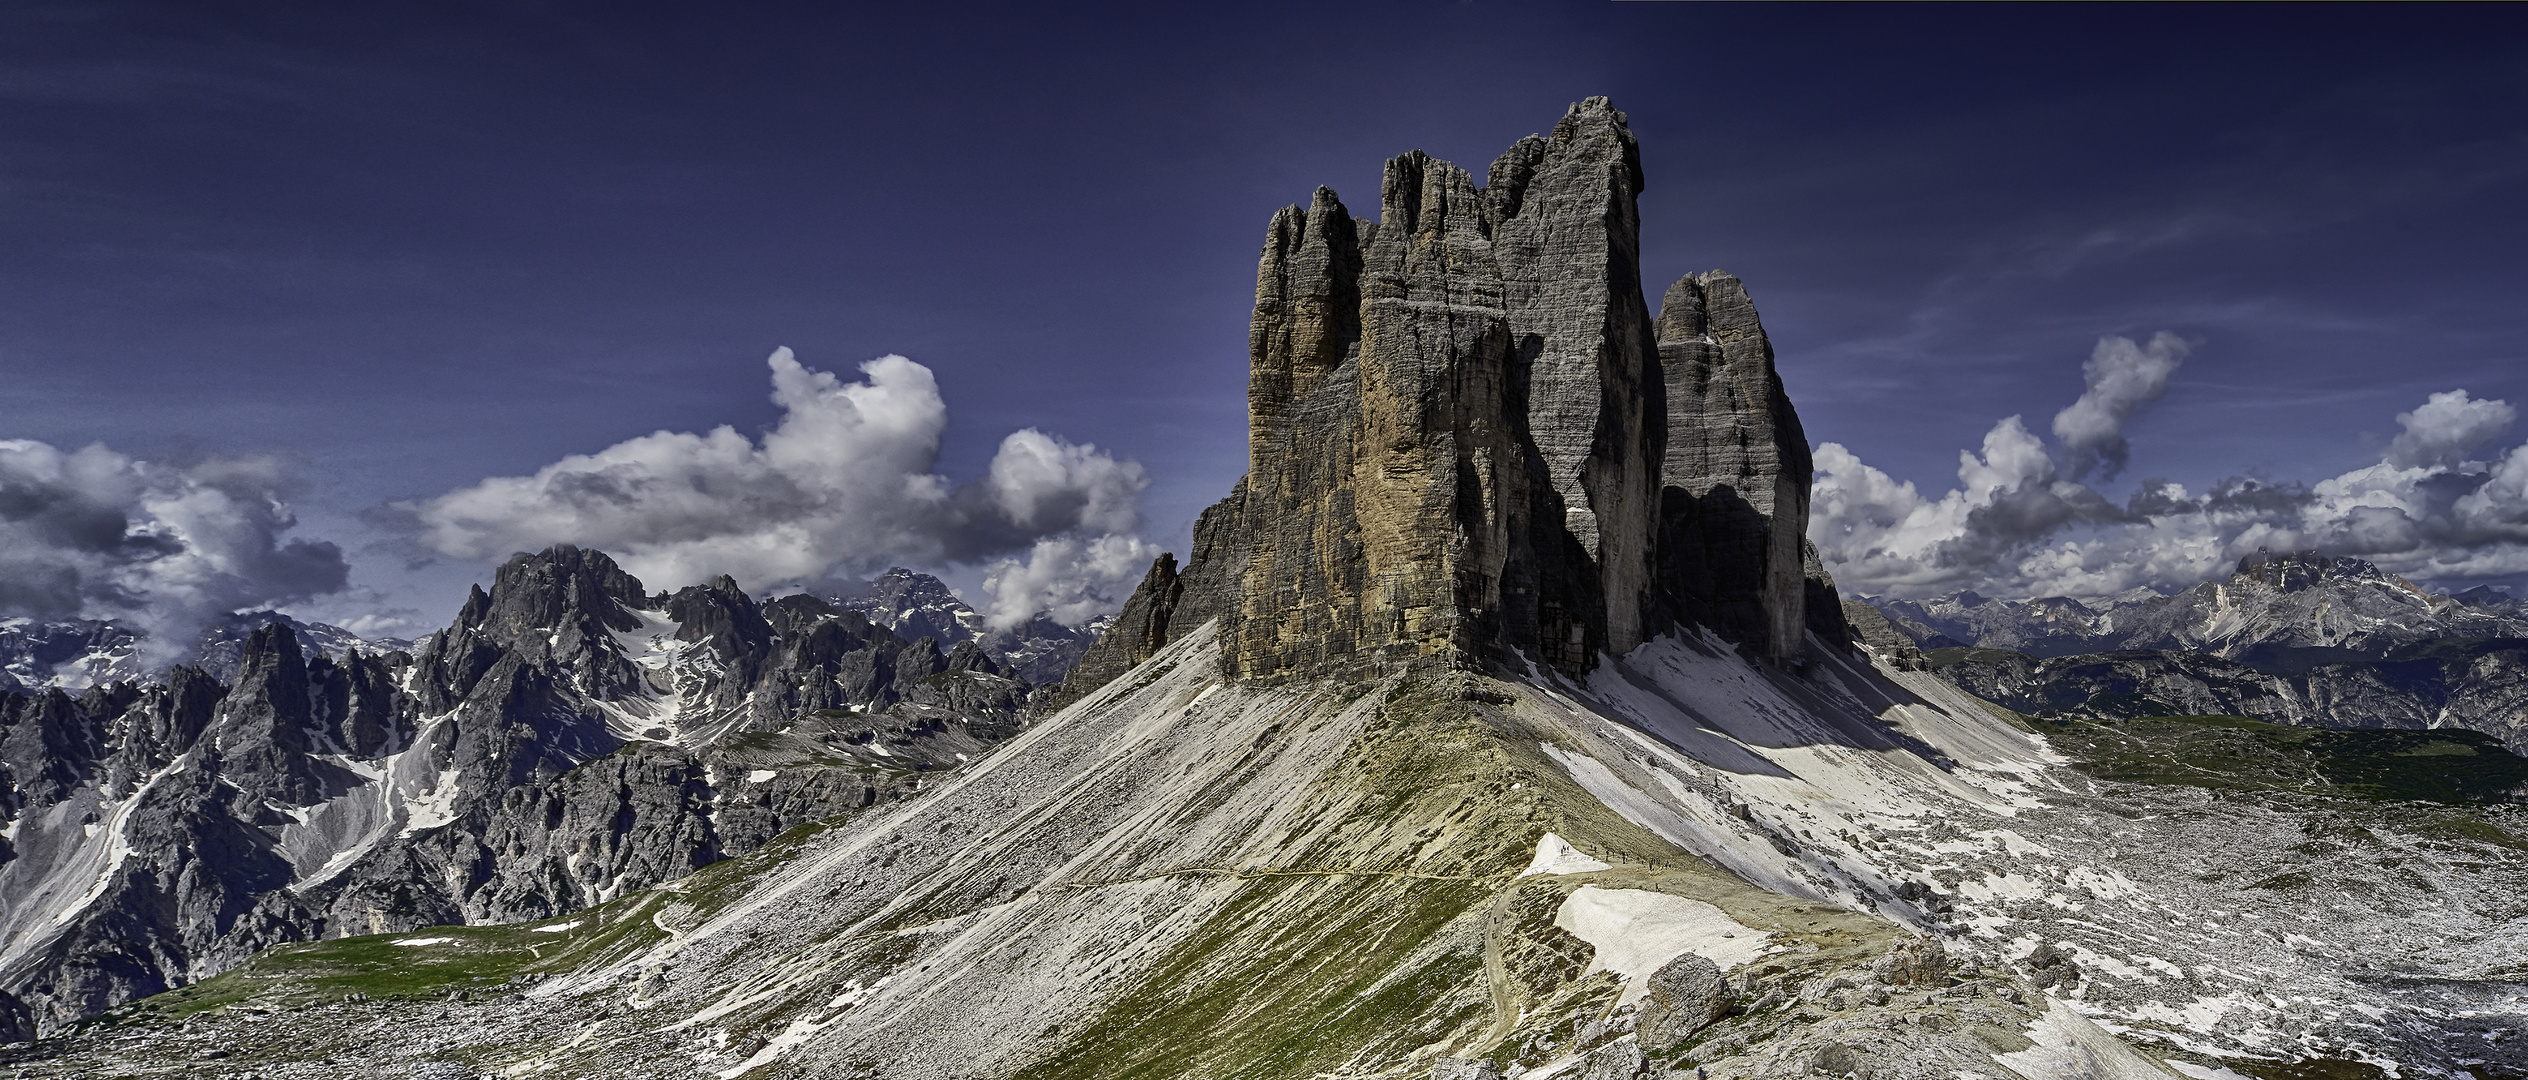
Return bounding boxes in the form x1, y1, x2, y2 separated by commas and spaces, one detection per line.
1637, 951, 1733, 1048
1873, 935, 1950, 986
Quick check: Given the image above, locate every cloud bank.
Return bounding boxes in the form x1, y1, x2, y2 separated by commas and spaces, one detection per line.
411, 349, 1152, 628
1812, 334, 2528, 600
0, 439, 349, 664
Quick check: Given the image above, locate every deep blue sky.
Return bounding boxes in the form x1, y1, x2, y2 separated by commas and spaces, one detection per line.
6, 2, 2527, 632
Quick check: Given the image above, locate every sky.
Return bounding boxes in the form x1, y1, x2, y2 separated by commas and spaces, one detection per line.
4, 2, 2527, 645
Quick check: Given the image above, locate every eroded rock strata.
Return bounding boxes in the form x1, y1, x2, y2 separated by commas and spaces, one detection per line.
1073, 97, 1829, 692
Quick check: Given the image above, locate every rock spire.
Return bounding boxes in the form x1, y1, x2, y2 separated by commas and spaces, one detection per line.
1654, 271, 1815, 662
1070, 98, 1833, 690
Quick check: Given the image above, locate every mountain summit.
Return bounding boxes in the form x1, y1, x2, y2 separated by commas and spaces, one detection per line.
1072, 98, 1836, 694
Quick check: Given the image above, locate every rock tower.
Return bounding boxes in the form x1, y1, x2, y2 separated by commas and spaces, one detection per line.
1066, 98, 1829, 692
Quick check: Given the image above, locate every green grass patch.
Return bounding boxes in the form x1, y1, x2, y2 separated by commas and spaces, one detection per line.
2030, 713, 2528, 804
1025, 876, 1489, 1080
97, 903, 651, 1025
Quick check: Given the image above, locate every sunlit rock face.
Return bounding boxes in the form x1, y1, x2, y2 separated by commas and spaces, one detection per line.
1075, 98, 1829, 691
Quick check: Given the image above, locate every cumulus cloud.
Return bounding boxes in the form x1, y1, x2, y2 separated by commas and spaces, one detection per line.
2454, 445, 2528, 542
2384, 389, 2514, 469
980, 533, 1160, 631
0, 439, 349, 665
1809, 415, 2129, 594
1810, 335, 2528, 600
411, 349, 1150, 627
2051, 331, 2188, 481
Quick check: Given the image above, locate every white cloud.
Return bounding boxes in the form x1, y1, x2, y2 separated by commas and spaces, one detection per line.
1811, 414, 2124, 593
1810, 336, 2528, 600
980, 533, 1160, 631
2384, 389, 2514, 469
2051, 332, 2187, 480
411, 349, 1151, 622
0, 439, 348, 666
986, 428, 1145, 534
2454, 444, 2528, 542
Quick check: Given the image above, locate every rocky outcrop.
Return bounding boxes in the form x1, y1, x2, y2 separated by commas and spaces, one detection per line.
1636, 951, 1732, 1048
1074, 98, 1831, 690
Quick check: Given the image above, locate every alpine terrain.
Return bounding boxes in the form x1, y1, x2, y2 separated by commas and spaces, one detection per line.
0, 556, 1053, 1035
2, 99, 2520, 1080
1854, 553, 2528, 753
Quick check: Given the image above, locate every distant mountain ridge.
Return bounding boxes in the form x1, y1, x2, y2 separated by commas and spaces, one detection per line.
821, 567, 1105, 687
1852, 551, 2528, 754
0, 567, 1103, 695
0, 613, 408, 693
1863, 550, 2528, 668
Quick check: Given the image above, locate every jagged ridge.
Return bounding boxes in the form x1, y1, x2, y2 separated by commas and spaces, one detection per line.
0, 547, 1039, 1033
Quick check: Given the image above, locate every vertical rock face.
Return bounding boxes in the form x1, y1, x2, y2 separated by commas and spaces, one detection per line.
1489, 107, 1663, 661
1070, 97, 1828, 694
1655, 271, 1815, 661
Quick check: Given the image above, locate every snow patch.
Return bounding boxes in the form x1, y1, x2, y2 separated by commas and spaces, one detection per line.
532, 920, 583, 934
745, 769, 778, 784
1518, 832, 1612, 878
1552, 887, 1775, 1007
48, 755, 190, 927
392, 937, 456, 947
399, 766, 464, 836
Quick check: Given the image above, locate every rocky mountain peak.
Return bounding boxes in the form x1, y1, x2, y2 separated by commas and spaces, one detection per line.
1070, 99, 1832, 692
473, 544, 649, 643
410, 544, 661, 708
207, 623, 327, 805
2230, 549, 2399, 593
831, 567, 982, 643
2455, 584, 2524, 613
823, 568, 1100, 685
662, 574, 773, 682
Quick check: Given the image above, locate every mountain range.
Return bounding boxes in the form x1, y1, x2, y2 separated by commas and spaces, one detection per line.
1862, 551, 2528, 665
0, 612, 405, 693
0, 98, 2520, 1080
0, 556, 1075, 1035
1852, 552, 2528, 753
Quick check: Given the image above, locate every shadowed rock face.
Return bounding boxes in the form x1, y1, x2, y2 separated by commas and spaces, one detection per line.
1071, 98, 1830, 692
1656, 271, 1814, 662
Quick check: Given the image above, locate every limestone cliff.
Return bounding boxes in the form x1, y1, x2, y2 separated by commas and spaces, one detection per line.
1071, 97, 1831, 692
1655, 271, 1816, 661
